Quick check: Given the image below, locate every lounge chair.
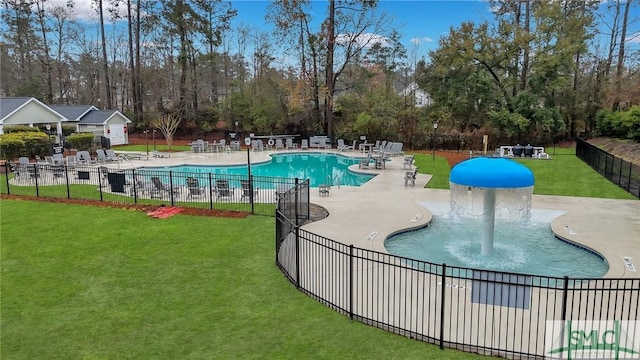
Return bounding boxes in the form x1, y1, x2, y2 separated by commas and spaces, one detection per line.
286, 138, 297, 150
105, 150, 120, 162
337, 139, 347, 151
359, 151, 373, 169
240, 179, 259, 201
52, 153, 64, 165
186, 177, 206, 198
386, 142, 404, 157
76, 151, 94, 165
275, 139, 284, 150
404, 167, 418, 186
403, 155, 415, 170
150, 176, 180, 198
300, 139, 309, 150
214, 179, 234, 200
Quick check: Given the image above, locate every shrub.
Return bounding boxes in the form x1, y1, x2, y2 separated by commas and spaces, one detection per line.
0, 132, 48, 160
3, 125, 42, 133
65, 132, 94, 151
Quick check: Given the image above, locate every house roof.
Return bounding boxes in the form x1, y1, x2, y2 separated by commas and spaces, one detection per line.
49, 105, 97, 121
0, 97, 66, 123
78, 110, 131, 125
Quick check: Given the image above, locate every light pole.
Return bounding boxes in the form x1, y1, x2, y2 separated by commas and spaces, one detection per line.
245, 137, 254, 214
432, 122, 438, 162
45, 124, 52, 153
144, 130, 149, 156
152, 129, 157, 151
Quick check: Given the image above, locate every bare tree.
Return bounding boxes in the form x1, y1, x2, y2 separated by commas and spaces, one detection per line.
151, 112, 181, 150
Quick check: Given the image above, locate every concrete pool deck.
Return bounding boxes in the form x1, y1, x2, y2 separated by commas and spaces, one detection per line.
115, 148, 640, 279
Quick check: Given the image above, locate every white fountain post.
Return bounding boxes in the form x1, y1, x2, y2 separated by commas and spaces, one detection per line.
481, 188, 496, 256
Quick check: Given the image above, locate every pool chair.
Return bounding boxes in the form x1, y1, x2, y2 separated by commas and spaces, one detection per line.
300, 139, 309, 150
186, 177, 206, 198
150, 176, 180, 198
76, 151, 95, 165
275, 138, 284, 151
404, 167, 418, 186
105, 150, 120, 162
152, 150, 170, 158
359, 150, 374, 169
403, 155, 415, 170
337, 139, 347, 151
286, 138, 297, 150
214, 179, 234, 201
240, 179, 259, 202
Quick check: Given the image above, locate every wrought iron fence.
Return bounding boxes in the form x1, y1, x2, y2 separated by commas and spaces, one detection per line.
2, 163, 309, 218
576, 138, 640, 198
275, 209, 640, 359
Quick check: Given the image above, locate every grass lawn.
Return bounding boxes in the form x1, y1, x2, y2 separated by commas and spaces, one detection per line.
413, 147, 636, 200
113, 144, 191, 152
1, 200, 491, 360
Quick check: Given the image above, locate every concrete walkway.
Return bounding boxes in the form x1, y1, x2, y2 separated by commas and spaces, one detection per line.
115, 148, 640, 278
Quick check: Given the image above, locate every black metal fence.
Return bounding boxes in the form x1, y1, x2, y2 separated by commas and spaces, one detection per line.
2, 163, 309, 218
576, 138, 640, 198
275, 210, 640, 359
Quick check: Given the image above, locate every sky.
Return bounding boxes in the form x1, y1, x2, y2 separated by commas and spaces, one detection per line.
18, 0, 640, 68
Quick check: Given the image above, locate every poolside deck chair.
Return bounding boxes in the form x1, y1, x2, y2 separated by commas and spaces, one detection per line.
214, 179, 234, 200
404, 167, 418, 186
275, 138, 284, 150
286, 138, 297, 150
105, 150, 120, 162
240, 179, 259, 202
300, 139, 309, 150
403, 155, 415, 170
359, 150, 373, 169
95, 149, 108, 163
337, 139, 347, 151
186, 177, 206, 198
76, 151, 94, 165
386, 142, 404, 157
150, 176, 180, 198
152, 150, 169, 158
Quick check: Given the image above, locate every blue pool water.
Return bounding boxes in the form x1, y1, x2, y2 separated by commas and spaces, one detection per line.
384, 202, 609, 279
139, 152, 374, 187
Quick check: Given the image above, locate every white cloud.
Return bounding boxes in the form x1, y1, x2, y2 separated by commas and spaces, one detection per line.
336, 33, 390, 48
46, 0, 125, 22
627, 32, 640, 44
410, 37, 434, 45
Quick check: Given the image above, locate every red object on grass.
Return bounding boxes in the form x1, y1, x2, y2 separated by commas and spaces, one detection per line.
147, 207, 183, 219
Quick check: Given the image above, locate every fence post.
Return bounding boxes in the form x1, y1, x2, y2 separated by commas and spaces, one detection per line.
98, 168, 104, 202
5, 162, 10, 195
34, 164, 40, 197
65, 165, 71, 198
208, 173, 213, 210
169, 171, 175, 206
294, 178, 299, 225
439, 263, 447, 349
627, 161, 633, 193
349, 244, 354, 320
560, 276, 569, 321
295, 225, 300, 289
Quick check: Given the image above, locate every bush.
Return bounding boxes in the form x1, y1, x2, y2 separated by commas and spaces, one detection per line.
0, 132, 49, 160
3, 125, 42, 134
596, 106, 640, 141
65, 132, 94, 151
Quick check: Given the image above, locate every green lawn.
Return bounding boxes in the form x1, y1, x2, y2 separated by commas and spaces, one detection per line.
413, 147, 636, 200
1, 200, 492, 360
113, 144, 192, 152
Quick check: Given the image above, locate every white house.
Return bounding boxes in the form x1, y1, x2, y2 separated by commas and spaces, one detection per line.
399, 82, 433, 108
0, 97, 65, 135
0, 97, 131, 145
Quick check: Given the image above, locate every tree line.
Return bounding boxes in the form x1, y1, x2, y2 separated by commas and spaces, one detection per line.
1, 0, 638, 148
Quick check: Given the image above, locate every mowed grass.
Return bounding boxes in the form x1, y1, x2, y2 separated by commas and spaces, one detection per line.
413, 147, 636, 200
1, 200, 490, 360
113, 144, 191, 152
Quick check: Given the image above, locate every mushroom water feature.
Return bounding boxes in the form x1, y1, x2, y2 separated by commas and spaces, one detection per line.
449, 157, 534, 256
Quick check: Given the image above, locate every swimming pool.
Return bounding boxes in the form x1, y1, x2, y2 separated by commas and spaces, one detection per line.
384, 202, 609, 279
139, 152, 374, 187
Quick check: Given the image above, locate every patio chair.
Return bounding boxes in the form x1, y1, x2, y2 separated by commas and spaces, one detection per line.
105, 150, 120, 162
214, 179, 234, 200
52, 153, 64, 165
337, 139, 347, 151
240, 179, 259, 202
275, 138, 284, 150
186, 177, 206, 198
286, 138, 297, 150
76, 151, 94, 165
386, 142, 404, 157
403, 155, 415, 170
404, 167, 418, 186
152, 150, 170, 158
150, 176, 180, 198
300, 139, 309, 150
18, 156, 30, 165
359, 150, 373, 169
96, 149, 108, 163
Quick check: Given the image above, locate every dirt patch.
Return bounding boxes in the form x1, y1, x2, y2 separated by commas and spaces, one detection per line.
0, 194, 249, 218
586, 138, 640, 166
